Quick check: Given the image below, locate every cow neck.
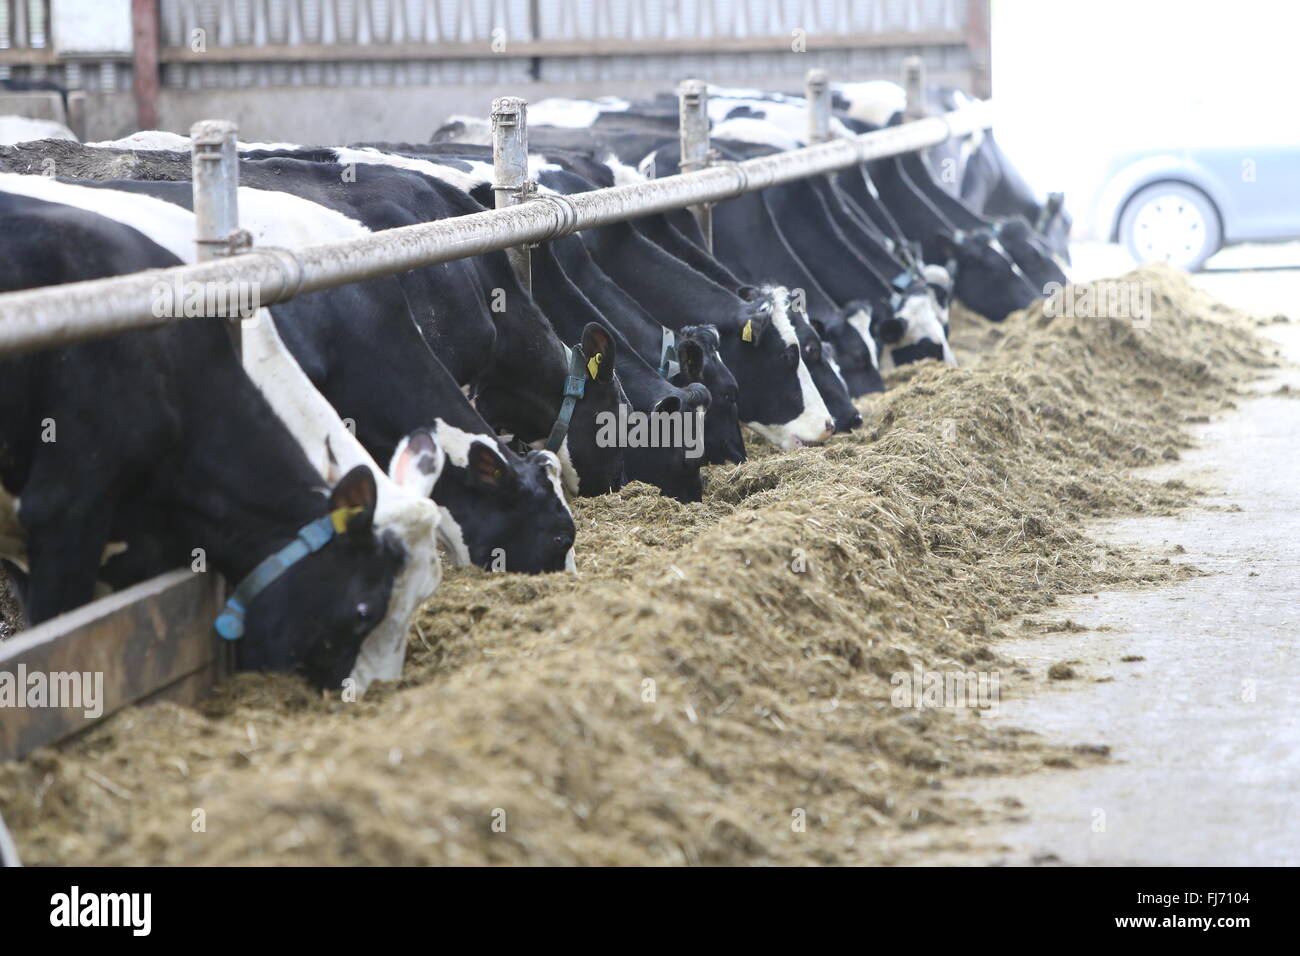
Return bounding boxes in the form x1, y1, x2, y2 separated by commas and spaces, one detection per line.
588, 223, 742, 331
544, 344, 590, 453
460, 252, 573, 445
170, 329, 328, 583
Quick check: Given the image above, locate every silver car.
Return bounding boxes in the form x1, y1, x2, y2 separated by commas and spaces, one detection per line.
1090, 138, 1300, 271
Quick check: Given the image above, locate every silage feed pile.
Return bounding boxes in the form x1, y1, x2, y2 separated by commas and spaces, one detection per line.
0, 265, 1277, 865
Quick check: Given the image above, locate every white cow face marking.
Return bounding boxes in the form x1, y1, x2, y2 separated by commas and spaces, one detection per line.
744, 286, 835, 450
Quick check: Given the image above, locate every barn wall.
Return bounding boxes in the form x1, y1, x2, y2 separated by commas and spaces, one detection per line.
3, 0, 990, 142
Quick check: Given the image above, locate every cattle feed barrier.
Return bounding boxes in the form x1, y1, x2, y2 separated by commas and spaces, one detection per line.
0, 66, 986, 356
0, 66, 989, 761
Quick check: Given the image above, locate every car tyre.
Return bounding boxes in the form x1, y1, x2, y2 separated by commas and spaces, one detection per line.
1119, 181, 1222, 272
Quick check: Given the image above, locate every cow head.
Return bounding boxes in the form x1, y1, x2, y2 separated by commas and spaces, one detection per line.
789, 301, 862, 433
873, 278, 958, 369
722, 286, 834, 450
929, 230, 1039, 322
556, 322, 627, 498
428, 420, 577, 574
235, 465, 406, 689
674, 324, 747, 464
623, 383, 711, 503
994, 218, 1068, 290
817, 300, 885, 397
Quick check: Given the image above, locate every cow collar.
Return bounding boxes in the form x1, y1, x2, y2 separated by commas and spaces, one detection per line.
214, 506, 362, 640
659, 327, 680, 378
545, 343, 590, 454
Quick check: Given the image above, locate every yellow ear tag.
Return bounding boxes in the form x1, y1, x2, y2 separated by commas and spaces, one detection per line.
330, 505, 364, 534
741, 318, 754, 343
587, 352, 603, 380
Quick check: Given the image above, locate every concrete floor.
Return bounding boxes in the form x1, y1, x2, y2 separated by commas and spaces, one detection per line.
896, 267, 1300, 866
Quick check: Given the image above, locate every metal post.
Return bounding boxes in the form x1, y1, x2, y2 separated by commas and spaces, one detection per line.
492, 96, 533, 292
903, 56, 927, 121
677, 78, 712, 250
131, 0, 161, 131
191, 120, 245, 356
805, 68, 831, 144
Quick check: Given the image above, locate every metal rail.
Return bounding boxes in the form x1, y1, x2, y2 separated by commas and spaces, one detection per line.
0, 87, 986, 356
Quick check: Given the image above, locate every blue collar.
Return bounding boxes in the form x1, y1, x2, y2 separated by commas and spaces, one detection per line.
544, 344, 587, 454
891, 269, 913, 293
214, 506, 360, 641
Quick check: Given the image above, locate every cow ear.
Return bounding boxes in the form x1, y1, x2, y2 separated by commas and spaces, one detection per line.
389, 427, 445, 498
736, 285, 760, 302
328, 464, 378, 536
580, 322, 617, 384
676, 339, 705, 382
740, 308, 770, 345
467, 440, 519, 496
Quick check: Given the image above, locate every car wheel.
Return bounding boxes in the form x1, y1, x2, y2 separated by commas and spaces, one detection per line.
1119, 181, 1222, 272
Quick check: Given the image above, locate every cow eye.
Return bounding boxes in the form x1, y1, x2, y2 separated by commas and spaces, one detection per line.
355, 602, 374, 626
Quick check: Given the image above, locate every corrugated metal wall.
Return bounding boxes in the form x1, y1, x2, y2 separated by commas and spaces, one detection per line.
3, 0, 982, 92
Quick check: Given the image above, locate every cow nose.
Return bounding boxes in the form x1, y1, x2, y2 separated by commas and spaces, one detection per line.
843, 411, 864, 432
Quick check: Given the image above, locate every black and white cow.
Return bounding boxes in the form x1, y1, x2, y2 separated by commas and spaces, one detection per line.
0, 138, 628, 502
837, 82, 1072, 265
381, 145, 835, 449
698, 88, 1058, 321
501, 105, 953, 388
528, 238, 713, 502
862, 148, 1040, 322
892, 147, 1067, 290
527, 160, 857, 436
396, 141, 751, 456
0, 182, 406, 689
43, 160, 582, 575
0, 171, 463, 691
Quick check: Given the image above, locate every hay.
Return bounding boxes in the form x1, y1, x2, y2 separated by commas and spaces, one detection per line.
0, 265, 1274, 865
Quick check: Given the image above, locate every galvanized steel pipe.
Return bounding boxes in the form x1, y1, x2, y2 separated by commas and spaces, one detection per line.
677, 78, 713, 250
805, 69, 831, 144
0, 107, 989, 356
190, 119, 246, 359
491, 96, 533, 293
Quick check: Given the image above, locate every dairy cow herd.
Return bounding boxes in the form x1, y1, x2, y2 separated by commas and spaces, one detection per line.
0, 82, 1069, 692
